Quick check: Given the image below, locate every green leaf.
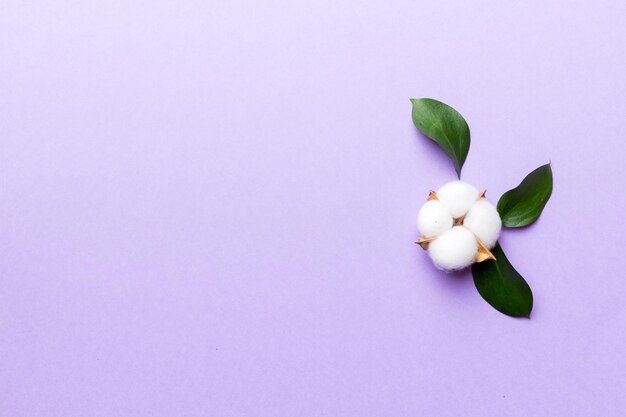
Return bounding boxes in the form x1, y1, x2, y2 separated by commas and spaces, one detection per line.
497, 163, 553, 228
472, 243, 533, 318
410, 98, 470, 177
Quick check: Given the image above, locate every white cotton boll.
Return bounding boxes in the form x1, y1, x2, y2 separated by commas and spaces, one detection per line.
428, 226, 478, 271
417, 200, 453, 238
463, 199, 502, 249
436, 181, 479, 218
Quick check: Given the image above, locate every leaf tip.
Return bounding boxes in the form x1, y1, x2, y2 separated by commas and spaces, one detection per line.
543, 161, 553, 172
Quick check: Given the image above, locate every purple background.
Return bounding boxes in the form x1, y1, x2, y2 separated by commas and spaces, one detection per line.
2, 1, 625, 416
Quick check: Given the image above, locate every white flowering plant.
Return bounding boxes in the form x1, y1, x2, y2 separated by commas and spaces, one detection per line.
411, 98, 553, 318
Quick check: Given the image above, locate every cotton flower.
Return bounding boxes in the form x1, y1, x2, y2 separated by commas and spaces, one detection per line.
416, 180, 502, 271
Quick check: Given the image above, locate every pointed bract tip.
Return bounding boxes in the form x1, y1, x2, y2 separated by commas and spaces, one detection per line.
415, 236, 434, 250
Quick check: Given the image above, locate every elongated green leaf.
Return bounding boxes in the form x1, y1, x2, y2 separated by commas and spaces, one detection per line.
472, 243, 533, 318
410, 98, 470, 177
497, 163, 553, 228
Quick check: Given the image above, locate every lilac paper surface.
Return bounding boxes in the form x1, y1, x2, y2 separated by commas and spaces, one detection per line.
1, 1, 626, 416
